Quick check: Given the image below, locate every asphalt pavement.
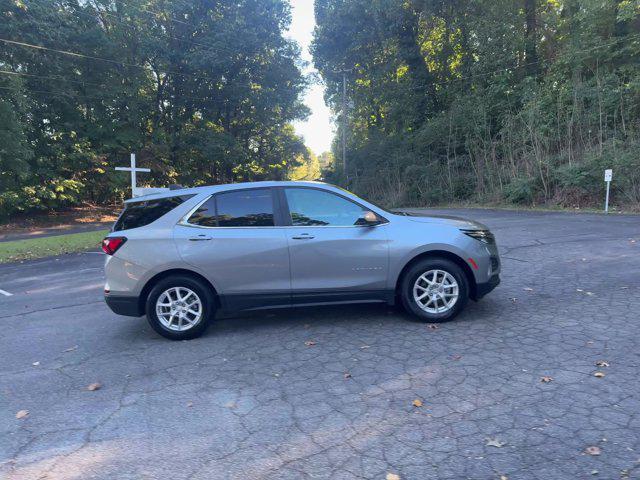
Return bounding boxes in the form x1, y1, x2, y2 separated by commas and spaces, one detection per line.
1, 209, 639, 480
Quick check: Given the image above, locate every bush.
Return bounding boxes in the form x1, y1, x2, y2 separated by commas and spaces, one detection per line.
0, 178, 84, 220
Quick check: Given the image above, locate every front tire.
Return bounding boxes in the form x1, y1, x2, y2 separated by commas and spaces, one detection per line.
145, 275, 215, 340
400, 258, 469, 322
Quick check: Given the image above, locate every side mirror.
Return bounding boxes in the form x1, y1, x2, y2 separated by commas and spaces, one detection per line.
357, 210, 381, 226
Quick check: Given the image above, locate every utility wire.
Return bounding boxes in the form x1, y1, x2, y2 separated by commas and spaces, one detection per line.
0, 37, 217, 81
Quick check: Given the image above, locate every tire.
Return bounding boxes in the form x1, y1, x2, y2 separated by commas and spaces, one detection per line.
400, 257, 469, 322
145, 275, 216, 340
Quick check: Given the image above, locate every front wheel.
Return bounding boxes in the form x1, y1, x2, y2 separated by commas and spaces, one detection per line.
145, 275, 215, 340
400, 258, 469, 322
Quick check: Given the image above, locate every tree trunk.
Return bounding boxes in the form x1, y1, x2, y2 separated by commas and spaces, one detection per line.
524, 0, 539, 78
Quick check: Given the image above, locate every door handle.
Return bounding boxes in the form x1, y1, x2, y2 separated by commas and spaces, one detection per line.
189, 235, 212, 241
291, 234, 315, 240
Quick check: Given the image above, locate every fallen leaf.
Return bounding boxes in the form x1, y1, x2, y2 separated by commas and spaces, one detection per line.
304, 340, 316, 347
344, 372, 352, 379
523, 287, 534, 292
32, 361, 40, 366
386, 473, 400, 480
427, 324, 439, 330
15, 410, 29, 419
585, 446, 601, 456
485, 438, 505, 448
412, 399, 423, 408
63, 345, 78, 353
593, 372, 606, 378
540, 376, 554, 383
87, 382, 102, 391
595, 360, 609, 367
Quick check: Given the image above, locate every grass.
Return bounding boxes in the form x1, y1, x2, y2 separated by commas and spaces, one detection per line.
0, 229, 109, 264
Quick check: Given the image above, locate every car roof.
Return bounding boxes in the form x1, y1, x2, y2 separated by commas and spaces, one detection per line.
124, 180, 333, 203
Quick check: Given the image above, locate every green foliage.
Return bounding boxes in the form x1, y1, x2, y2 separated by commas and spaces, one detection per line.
0, 0, 307, 218
314, 0, 640, 209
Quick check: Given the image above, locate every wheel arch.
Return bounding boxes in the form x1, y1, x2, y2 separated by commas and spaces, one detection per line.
139, 268, 220, 315
395, 250, 478, 300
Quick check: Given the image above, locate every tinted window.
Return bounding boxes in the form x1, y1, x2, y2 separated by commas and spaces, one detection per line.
188, 189, 274, 227
284, 188, 367, 226
187, 197, 217, 227
113, 195, 194, 231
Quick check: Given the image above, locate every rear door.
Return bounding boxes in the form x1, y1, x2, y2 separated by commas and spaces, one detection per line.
173, 188, 291, 310
281, 187, 389, 302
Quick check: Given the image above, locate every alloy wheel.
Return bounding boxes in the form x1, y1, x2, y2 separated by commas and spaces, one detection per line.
155, 287, 203, 332
412, 269, 459, 314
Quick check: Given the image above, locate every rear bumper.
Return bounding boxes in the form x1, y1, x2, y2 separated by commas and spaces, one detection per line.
105, 295, 143, 317
474, 274, 500, 300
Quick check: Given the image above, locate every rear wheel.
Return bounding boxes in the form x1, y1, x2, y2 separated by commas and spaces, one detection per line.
145, 275, 215, 340
400, 258, 469, 322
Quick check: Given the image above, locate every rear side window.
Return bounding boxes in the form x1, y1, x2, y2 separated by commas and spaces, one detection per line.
187, 188, 274, 227
113, 195, 194, 232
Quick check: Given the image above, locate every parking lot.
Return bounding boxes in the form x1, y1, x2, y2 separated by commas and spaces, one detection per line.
1, 208, 639, 480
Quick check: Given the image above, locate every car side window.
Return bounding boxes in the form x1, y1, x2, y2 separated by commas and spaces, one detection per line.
284, 188, 368, 226
187, 188, 275, 227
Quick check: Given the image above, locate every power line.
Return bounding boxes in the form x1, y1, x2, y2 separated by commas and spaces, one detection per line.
0, 69, 110, 89
0, 37, 212, 81
0, 79, 245, 106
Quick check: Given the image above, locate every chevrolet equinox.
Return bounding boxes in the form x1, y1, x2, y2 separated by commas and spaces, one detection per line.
103, 181, 500, 339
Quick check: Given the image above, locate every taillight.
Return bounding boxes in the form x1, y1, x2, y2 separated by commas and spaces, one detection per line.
102, 236, 127, 255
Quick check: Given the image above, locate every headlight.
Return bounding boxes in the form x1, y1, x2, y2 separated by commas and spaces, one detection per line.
461, 229, 495, 244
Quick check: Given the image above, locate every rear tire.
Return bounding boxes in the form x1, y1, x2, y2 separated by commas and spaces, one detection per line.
145, 275, 215, 340
400, 257, 469, 322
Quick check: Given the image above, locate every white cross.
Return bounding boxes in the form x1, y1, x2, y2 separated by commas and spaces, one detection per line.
115, 154, 150, 198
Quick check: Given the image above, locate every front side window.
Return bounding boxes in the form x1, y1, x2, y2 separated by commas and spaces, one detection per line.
113, 195, 194, 231
284, 188, 368, 226
188, 188, 274, 227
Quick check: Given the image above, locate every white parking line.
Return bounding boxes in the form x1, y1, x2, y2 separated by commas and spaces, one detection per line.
0, 289, 13, 297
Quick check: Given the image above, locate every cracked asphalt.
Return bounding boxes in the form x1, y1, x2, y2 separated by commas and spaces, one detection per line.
1, 209, 640, 480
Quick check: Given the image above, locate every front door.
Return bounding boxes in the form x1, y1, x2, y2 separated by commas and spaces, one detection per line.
282, 187, 389, 303
174, 188, 291, 310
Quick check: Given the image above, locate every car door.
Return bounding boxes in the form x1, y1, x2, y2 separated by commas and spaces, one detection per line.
173, 188, 291, 310
281, 187, 390, 303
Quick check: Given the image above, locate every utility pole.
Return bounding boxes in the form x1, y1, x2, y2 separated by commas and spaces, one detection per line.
342, 71, 347, 177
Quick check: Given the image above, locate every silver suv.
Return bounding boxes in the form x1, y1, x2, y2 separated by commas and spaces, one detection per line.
103, 181, 500, 339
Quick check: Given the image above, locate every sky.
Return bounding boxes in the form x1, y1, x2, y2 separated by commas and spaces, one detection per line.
286, 0, 334, 155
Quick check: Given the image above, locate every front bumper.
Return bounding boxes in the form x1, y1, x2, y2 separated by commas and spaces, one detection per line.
105, 295, 143, 317
474, 274, 500, 300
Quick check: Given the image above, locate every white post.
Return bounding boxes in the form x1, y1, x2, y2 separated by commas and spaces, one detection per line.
604, 169, 612, 213
130, 153, 137, 194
